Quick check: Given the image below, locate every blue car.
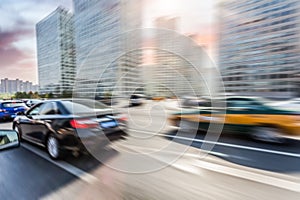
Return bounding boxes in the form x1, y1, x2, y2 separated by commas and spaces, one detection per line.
0, 101, 28, 121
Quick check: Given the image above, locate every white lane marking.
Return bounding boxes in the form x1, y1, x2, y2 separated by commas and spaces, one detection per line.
194, 159, 300, 193
129, 129, 300, 158
115, 136, 300, 192
22, 143, 99, 184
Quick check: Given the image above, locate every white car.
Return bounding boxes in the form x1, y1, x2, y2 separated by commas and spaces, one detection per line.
26, 99, 43, 107
129, 94, 145, 106
269, 98, 300, 111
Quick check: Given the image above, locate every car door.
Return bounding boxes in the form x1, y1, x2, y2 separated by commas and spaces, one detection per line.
20, 103, 43, 143
36, 102, 61, 143
22, 102, 56, 144
225, 98, 265, 133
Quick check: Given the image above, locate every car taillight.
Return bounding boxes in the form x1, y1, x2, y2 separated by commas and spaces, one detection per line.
114, 114, 127, 127
70, 119, 99, 129
118, 115, 128, 122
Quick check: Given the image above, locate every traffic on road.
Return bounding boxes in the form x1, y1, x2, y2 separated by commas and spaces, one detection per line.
1, 98, 300, 199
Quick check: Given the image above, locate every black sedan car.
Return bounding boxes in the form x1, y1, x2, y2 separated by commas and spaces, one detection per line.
13, 99, 127, 159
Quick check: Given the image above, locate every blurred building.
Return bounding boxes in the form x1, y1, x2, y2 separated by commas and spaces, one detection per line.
219, 0, 300, 99
36, 7, 76, 95
153, 17, 182, 97
0, 78, 38, 94
73, 0, 143, 98
152, 17, 207, 97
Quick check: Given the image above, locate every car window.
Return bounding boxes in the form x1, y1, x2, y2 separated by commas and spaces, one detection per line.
227, 99, 262, 108
28, 104, 43, 115
61, 101, 95, 114
60, 99, 108, 114
2, 102, 27, 108
39, 102, 57, 115
72, 99, 108, 109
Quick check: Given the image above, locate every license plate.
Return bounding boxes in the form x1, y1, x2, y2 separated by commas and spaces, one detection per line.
100, 120, 117, 128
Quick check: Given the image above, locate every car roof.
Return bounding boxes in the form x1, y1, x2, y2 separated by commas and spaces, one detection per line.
0, 100, 24, 103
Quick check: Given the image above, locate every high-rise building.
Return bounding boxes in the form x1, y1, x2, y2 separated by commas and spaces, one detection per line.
0, 78, 39, 94
36, 7, 76, 95
153, 17, 205, 97
219, 0, 300, 98
73, 0, 143, 98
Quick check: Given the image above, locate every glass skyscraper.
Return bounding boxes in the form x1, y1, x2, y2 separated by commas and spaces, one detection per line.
219, 0, 300, 98
73, 0, 143, 98
36, 7, 76, 95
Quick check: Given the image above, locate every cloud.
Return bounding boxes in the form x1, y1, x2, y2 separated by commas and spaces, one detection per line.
0, 28, 35, 81
0, 0, 73, 84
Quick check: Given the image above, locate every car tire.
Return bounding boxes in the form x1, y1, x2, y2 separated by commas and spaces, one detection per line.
46, 134, 65, 160
251, 126, 285, 144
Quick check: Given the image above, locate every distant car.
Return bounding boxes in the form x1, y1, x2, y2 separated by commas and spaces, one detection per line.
169, 96, 300, 143
152, 96, 165, 101
180, 96, 211, 108
26, 99, 43, 107
13, 99, 127, 159
0, 100, 28, 121
269, 98, 300, 111
130, 94, 145, 106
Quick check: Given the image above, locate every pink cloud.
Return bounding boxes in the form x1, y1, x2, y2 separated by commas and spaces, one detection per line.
0, 28, 36, 83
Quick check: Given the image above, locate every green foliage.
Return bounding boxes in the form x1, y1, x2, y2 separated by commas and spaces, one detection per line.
13, 90, 74, 100
61, 90, 72, 98
14, 91, 41, 99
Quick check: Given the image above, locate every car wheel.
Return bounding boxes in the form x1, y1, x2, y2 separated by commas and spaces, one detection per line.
14, 124, 23, 141
251, 126, 285, 144
47, 134, 64, 160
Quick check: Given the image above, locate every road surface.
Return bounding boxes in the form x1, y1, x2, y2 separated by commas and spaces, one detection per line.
0, 101, 300, 199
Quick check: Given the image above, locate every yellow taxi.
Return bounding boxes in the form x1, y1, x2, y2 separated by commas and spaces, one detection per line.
169, 96, 300, 143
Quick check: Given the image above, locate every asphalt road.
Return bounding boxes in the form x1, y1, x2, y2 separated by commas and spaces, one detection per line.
1, 102, 300, 199
0, 146, 77, 199
165, 130, 300, 173
121, 102, 300, 173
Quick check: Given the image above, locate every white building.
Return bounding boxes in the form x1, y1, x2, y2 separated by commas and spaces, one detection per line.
36, 7, 76, 95
151, 17, 209, 98
73, 0, 143, 98
219, 0, 300, 98
0, 78, 39, 94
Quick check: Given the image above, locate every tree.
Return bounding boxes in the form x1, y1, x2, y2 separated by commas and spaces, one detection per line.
33, 92, 40, 99
28, 91, 33, 99
61, 90, 72, 98
45, 92, 54, 99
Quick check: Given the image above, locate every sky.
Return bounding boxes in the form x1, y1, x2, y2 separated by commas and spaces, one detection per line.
0, 0, 216, 84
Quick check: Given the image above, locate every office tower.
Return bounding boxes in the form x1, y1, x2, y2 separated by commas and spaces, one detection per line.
219, 0, 300, 98
153, 17, 205, 97
73, 0, 143, 98
36, 7, 76, 95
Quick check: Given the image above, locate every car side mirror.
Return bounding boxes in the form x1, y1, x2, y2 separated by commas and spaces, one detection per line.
0, 130, 20, 151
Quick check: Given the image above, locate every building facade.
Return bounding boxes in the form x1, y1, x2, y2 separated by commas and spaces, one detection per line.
0, 78, 38, 94
73, 0, 143, 98
219, 0, 300, 98
152, 17, 207, 97
36, 7, 76, 95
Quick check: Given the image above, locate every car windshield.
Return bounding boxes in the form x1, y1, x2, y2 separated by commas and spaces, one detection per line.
2, 102, 27, 108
